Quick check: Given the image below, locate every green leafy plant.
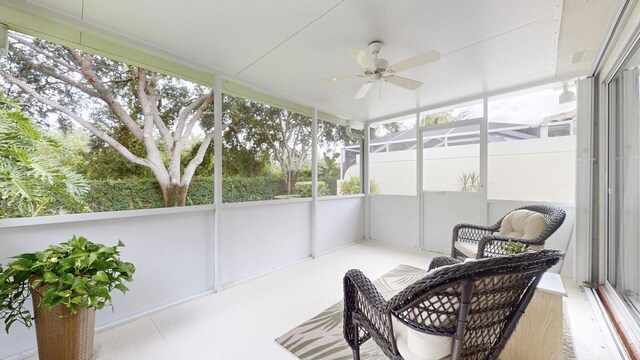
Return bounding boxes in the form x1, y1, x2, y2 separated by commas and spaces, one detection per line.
0, 92, 88, 218
339, 176, 379, 195
0, 236, 135, 333
505, 240, 528, 255
319, 152, 340, 179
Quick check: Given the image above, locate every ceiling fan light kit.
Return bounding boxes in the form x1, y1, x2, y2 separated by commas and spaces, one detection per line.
322, 40, 441, 99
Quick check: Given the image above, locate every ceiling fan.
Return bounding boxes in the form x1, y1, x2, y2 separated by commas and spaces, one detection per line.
320, 41, 441, 99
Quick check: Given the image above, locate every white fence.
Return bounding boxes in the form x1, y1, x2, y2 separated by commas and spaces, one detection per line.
347, 136, 576, 203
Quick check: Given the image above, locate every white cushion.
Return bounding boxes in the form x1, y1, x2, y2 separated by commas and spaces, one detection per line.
499, 210, 547, 240
388, 261, 470, 360
454, 241, 478, 259
392, 316, 452, 360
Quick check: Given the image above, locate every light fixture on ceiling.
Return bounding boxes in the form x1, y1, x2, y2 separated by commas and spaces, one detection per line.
570, 50, 586, 64
0, 23, 8, 58
559, 82, 576, 104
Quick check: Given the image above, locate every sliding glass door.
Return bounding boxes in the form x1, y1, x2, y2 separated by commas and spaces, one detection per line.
608, 63, 640, 322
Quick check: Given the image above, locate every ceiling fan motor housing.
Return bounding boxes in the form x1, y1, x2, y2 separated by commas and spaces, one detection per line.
368, 41, 384, 56
373, 58, 389, 71
367, 41, 389, 73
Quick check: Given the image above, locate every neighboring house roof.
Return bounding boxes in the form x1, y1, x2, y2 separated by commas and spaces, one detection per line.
347, 110, 576, 151
369, 121, 537, 145
544, 109, 576, 123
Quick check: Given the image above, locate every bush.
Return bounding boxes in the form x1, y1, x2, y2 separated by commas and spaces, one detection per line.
339, 176, 379, 195
84, 179, 164, 212
320, 177, 338, 196
222, 176, 287, 203
294, 181, 330, 197
83, 175, 288, 212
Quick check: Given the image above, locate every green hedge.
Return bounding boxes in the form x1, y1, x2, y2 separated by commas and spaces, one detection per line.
222, 176, 287, 203
84, 179, 164, 212
83, 176, 287, 212
294, 181, 329, 197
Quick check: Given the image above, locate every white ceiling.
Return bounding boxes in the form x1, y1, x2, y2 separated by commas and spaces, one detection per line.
14, 0, 617, 121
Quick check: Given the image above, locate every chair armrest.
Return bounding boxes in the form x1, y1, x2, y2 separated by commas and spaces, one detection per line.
452, 222, 500, 244
344, 269, 387, 310
478, 235, 543, 258
343, 269, 392, 349
428, 256, 463, 271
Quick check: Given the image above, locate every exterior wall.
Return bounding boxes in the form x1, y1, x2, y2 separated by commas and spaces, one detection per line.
347, 136, 576, 203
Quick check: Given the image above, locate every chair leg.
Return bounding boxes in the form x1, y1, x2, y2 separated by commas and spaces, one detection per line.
352, 323, 361, 360
353, 349, 361, 360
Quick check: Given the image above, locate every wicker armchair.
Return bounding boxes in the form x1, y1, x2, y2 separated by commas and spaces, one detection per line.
343, 249, 562, 360
452, 205, 566, 260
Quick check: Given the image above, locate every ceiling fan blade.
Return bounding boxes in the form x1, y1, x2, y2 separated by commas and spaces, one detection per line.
354, 82, 374, 99
318, 75, 363, 84
348, 48, 376, 72
389, 50, 441, 72
385, 75, 422, 90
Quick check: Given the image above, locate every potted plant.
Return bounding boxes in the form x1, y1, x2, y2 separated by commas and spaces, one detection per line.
505, 240, 529, 255
0, 235, 135, 360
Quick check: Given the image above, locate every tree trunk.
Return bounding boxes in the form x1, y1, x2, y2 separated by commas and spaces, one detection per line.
162, 183, 188, 207
285, 171, 297, 195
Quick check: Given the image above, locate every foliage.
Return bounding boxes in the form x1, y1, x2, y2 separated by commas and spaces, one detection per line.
339, 176, 379, 195
1, 33, 217, 206
505, 240, 528, 255
370, 122, 404, 140
458, 171, 480, 192
0, 93, 88, 217
294, 181, 330, 197
319, 152, 340, 179
1, 33, 361, 205
79, 176, 287, 212
321, 178, 338, 196
223, 96, 313, 194
421, 109, 471, 126
222, 176, 287, 203
223, 97, 355, 194
0, 236, 135, 333
80, 124, 154, 180
83, 179, 164, 212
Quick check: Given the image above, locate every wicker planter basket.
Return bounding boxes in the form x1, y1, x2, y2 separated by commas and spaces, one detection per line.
31, 287, 96, 360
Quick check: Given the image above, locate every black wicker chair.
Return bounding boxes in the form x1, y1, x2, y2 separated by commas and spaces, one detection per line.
452, 205, 566, 260
343, 249, 562, 360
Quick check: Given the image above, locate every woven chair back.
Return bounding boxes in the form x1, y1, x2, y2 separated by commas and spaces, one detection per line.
389, 249, 561, 360
502, 205, 566, 243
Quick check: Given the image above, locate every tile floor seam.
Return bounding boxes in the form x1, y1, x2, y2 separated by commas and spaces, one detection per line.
148, 316, 175, 357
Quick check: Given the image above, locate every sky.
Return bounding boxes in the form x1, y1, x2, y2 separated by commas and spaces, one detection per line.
488, 85, 577, 125
375, 83, 578, 137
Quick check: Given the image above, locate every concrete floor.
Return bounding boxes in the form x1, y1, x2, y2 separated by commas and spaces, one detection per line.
24, 241, 620, 360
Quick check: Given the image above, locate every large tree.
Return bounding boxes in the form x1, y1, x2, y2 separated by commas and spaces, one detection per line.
224, 96, 356, 195
224, 97, 313, 194
0, 33, 216, 206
